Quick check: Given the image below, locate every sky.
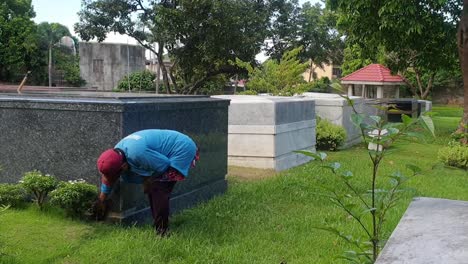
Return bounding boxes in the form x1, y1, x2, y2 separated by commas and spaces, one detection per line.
31, 0, 322, 44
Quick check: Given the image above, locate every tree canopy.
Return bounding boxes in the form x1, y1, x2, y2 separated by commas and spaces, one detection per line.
236, 46, 309, 95
0, 0, 39, 82
76, 0, 271, 94
266, 1, 344, 81
328, 0, 461, 99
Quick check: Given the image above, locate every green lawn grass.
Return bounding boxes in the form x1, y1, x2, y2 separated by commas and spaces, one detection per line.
1, 106, 466, 264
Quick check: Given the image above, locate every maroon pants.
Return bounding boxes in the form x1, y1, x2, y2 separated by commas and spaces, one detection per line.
147, 180, 177, 235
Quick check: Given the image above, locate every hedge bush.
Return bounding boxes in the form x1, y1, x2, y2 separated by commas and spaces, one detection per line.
50, 180, 98, 217
438, 143, 468, 170
21, 171, 58, 209
316, 117, 347, 151
0, 183, 26, 207
115, 70, 156, 92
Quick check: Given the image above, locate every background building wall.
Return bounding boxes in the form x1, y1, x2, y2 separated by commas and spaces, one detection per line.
303, 62, 342, 82
79, 42, 145, 91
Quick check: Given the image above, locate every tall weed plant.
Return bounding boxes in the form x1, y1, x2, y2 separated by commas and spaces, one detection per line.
297, 83, 435, 263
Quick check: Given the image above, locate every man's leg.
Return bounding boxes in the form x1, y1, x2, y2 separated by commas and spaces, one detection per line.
148, 180, 176, 236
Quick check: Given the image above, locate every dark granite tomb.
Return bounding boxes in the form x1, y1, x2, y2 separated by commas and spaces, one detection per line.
381, 98, 418, 123
0, 92, 230, 224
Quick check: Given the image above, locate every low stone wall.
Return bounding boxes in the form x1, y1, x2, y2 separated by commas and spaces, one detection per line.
212, 95, 316, 171
0, 92, 230, 224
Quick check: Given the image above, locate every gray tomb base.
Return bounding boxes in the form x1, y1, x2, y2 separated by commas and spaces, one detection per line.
376, 197, 468, 264
0, 92, 230, 224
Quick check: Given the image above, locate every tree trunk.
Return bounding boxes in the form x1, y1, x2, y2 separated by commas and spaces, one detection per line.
458, 0, 468, 140
157, 43, 171, 94
308, 60, 313, 82
421, 73, 435, 100
168, 60, 178, 93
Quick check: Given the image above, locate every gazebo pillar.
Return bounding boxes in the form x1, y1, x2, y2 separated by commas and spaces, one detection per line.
395, 86, 400, 98
347, 85, 353, 96
377, 86, 383, 98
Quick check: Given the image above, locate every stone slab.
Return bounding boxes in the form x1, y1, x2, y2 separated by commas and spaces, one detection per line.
213, 95, 315, 125
376, 197, 468, 264
418, 100, 433, 113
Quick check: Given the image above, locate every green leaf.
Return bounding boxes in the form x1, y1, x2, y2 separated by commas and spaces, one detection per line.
341, 171, 354, 178
420, 115, 435, 137
318, 152, 328, 161
404, 132, 425, 141
401, 114, 412, 126
369, 115, 381, 124
323, 162, 341, 172
361, 207, 377, 215
406, 164, 422, 175
386, 127, 399, 135
351, 113, 364, 128
388, 171, 408, 183
383, 122, 401, 129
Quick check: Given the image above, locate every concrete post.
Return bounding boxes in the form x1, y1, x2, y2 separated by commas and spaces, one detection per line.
377, 86, 383, 98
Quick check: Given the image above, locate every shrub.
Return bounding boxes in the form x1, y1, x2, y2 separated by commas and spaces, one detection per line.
300, 77, 331, 93
438, 143, 468, 170
236, 89, 258, 95
316, 117, 347, 151
0, 184, 26, 207
50, 180, 98, 217
115, 70, 156, 92
21, 171, 58, 209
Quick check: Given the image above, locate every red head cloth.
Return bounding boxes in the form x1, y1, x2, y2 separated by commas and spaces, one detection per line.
97, 149, 124, 185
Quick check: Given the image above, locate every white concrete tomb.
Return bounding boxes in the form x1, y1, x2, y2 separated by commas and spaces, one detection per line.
212, 95, 316, 171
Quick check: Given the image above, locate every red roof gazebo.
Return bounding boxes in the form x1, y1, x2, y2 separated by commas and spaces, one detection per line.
341, 64, 405, 99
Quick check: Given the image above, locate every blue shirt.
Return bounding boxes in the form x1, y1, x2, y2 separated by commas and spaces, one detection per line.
101, 129, 197, 194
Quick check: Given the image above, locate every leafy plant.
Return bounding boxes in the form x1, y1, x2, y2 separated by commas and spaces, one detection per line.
0, 184, 26, 208
297, 83, 435, 263
235, 47, 309, 96
316, 117, 347, 151
115, 70, 157, 92
21, 171, 58, 210
304, 77, 331, 93
50, 180, 98, 217
438, 142, 468, 170
55, 50, 86, 87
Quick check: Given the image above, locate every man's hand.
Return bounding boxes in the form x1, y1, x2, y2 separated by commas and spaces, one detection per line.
91, 193, 111, 221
